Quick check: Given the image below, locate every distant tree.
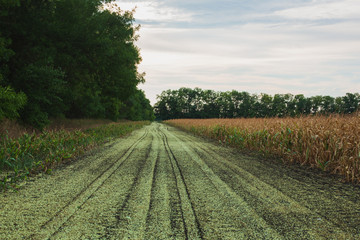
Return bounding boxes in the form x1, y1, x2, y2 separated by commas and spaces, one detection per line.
154, 90, 182, 120
202, 90, 220, 118
310, 96, 324, 114
155, 88, 360, 120
334, 96, 344, 113
293, 94, 306, 116
218, 92, 233, 118
342, 93, 359, 114
240, 92, 256, 118
321, 96, 336, 114
258, 93, 273, 117
154, 91, 170, 120
123, 89, 155, 121
284, 94, 296, 117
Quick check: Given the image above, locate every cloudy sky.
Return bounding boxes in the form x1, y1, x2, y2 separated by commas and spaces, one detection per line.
113, 0, 360, 105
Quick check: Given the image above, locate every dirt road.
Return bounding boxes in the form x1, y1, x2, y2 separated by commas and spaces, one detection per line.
1, 122, 360, 239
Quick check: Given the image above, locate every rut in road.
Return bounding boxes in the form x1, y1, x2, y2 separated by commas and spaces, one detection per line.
31, 129, 150, 239
1, 122, 360, 239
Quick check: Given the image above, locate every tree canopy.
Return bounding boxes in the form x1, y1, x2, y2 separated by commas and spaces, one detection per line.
0, 0, 154, 128
155, 88, 360, 120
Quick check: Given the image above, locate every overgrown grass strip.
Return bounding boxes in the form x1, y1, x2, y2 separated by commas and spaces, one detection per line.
0, 121, 150, 191
165, 116, 360, 183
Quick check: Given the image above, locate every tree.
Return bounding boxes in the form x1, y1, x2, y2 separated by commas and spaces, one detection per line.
0, 0, 19, 80
342, 93, 359, 114
123, 89, 155, 121
1, 0, 150, 127
257, 93, 273, 117
202, 90, 220, 118
18, 64, 66, 128
0, 86, 26, 120
321, 96, 335, 114
155, 87, 360, 120
310, 96, 323, 114
0, 1, 19, 85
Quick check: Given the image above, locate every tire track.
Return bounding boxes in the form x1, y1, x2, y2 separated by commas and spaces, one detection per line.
173, 126, 359, 239
187, 132, 360, 237
164, 126, 282, 239
104, 130, 159, 239
192, 144, 350, 239
29, 129, 149, 240
144, 125, 185, 239
159, 128, 204, 240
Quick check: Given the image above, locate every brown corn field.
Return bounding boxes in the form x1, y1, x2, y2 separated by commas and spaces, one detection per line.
166, 115, 360, 183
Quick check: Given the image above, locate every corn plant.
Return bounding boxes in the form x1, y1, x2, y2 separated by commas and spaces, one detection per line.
0, 121, 149, 191
166, 115, 360, 183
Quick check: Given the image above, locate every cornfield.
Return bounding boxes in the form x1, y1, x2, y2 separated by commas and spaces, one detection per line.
165, 115, 360, 183
1, 121, 150, 191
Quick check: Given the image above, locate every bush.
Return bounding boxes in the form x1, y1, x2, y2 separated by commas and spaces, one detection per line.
0, 86, 27, 120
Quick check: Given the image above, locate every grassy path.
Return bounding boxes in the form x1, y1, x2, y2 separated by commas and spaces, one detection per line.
1, 123, 360, 239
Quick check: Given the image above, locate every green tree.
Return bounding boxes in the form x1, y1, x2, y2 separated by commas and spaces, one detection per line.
17, 64, 66, 128
0, 0, 19, 87
239, 91, 256, 118
202, 90, 220, 118
218, 91, 235, 118
123, 89, 155, 121
342, 93, 359, 114
310, 96, 323, 114
155, 88, 360, 120
1, 0, 150, 127
0, 85, 26, 120
321, 96, 335, 114
257, 93, 273, 117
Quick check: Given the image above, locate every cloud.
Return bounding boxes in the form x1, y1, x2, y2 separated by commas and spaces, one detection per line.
138, 21, 360, 64
274, 0, 360, 20
109, 1, 360, 104
112, 1, 193, 22
137, 20, 360, 104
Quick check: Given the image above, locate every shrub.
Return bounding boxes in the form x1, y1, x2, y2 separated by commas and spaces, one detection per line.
0, 86, 27, 120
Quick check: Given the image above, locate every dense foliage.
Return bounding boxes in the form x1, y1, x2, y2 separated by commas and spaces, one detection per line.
0, 86, 26, 120
155, 88, 360, 120
0, 0, 154, 128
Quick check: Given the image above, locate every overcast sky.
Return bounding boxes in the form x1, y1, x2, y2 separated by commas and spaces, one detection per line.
113, 0, 360, 105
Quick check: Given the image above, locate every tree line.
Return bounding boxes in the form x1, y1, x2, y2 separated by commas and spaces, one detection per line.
155, 88, 360, 120
0, 0, 154, 128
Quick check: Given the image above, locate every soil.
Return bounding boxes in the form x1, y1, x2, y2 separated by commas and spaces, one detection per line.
1, 122, 360, 239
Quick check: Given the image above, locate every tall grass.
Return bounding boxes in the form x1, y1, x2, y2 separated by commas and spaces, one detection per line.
166, 115, 360, 183
0, 121, 150, 191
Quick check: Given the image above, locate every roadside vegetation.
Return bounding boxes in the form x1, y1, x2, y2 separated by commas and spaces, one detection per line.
0, 120, 150, 191
166, 115, 360, 183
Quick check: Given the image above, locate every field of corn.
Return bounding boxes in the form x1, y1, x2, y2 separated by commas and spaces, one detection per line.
0, 121, 150, 191
166, 115, 360, 183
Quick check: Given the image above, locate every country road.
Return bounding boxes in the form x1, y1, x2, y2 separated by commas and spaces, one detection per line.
1, 122, 360, 239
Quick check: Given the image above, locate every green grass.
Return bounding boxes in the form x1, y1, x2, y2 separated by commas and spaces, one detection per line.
0, 121, 150, 191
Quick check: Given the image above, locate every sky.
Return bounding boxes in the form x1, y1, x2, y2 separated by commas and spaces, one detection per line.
112, 0, 360, 105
